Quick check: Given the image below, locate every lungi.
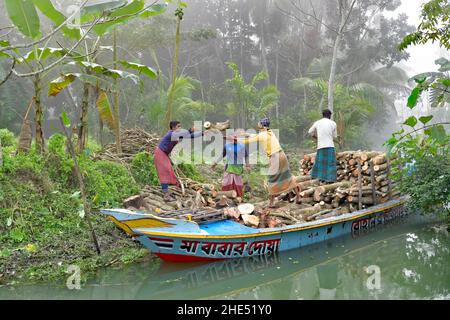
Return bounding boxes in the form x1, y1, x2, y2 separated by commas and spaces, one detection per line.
267, 150, 298, 196
222, 172, 244, 197
154, 147, 179, 185
311, 147, 337, 182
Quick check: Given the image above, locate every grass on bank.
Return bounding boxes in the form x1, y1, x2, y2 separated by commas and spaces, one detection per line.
0, 130, 202, 285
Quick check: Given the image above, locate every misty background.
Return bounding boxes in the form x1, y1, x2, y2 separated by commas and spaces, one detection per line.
0, 0, 448, 150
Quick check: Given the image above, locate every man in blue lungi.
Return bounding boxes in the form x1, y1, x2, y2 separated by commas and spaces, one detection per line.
308, 109, 339, 183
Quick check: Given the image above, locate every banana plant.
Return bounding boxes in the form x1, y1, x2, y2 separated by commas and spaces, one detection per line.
225, 62, 279, 128
54, 0, 166, 152
2, 0, 167, 153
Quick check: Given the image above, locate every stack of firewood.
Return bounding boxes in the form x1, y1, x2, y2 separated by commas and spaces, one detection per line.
94, 128, 160, 163
122, 178, 246, 213
269, 151, 400, 225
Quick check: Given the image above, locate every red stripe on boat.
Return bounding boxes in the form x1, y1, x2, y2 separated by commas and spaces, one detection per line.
148, 237, 174, 243
156, 253, 227, 262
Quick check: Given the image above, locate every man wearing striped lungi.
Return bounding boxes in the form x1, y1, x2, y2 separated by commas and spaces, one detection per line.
308, 109, 339, 183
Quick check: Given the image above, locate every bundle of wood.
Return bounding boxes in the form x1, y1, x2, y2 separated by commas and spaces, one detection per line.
300, 151, 391, 184
122, 178, 246, 214
94, 128, 160, 163
274, 151, 399, 225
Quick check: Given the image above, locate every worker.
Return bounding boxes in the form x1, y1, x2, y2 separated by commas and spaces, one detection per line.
154, 121, 203, 201
211, 130, 250, 198
308, 109, 339, 183
238, 118, 300, 208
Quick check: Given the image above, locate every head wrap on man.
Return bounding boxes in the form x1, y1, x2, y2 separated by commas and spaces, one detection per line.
260, 118, 270, 128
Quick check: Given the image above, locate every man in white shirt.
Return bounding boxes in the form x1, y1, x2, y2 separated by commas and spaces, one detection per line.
308, 109, 338, 183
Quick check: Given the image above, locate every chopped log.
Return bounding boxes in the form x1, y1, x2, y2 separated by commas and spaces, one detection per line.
241, 214, 260, 228
372, 154, 387, 165
306, 209, 333, 221
144, 198, 173, 211
347, 196, 376, 205
300, 188, 315, 197
374, 163, 388, 172
337, 151, 354, 159
267, 217, 283, 228
299, 197, 314, 203
207, 197, 216, 207
268, 212, 299, 223
360, 151, 380, 162
316, 210, 341, 221
217, 196, 230, 207
123, 195, 143, 209
238, 203, 255, 215
298, 179, 320, 189
375, 174, 388, 183
224, 208, 241, 220
313, 181, 352, 201
303, 153, 316, 161
289, 204, 323, 219
212, 190, 237, 199
296, 175, 312, 182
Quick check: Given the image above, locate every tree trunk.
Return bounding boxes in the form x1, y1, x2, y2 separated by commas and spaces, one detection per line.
77, 80, 90, 153
328, 0, 356, 115
275, 51, 279, 120
164, 12, 182, 131
328, 30, 342, 115
113, 29, 122, 153
34, 74, 45, 153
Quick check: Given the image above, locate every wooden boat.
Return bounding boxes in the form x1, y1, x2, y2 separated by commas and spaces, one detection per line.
100, 196, 409, 262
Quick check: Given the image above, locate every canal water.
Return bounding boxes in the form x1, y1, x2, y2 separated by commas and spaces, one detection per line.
1, 215, 449, 300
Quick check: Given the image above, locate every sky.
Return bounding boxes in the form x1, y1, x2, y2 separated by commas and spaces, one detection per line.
388, 0, 448, 77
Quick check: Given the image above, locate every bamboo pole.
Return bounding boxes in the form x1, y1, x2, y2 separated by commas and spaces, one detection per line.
387, 157, 392, 200
357, 160, 362, 210
369, 161, 377, 205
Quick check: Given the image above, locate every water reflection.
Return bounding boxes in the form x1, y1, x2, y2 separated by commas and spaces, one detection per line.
1, 215, 448, 300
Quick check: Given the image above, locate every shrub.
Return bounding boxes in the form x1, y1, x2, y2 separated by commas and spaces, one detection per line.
46, 134, 74, 186
177, 163, 204, 182
0, 128, 16, 147
81, 158, 139, 208
131, 152, 159, 187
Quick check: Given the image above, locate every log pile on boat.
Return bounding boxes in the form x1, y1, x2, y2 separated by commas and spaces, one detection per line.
274, 150, 399, 224
122, 179, 245, 213
120, 149, 399, 229
94, 127, 400, 229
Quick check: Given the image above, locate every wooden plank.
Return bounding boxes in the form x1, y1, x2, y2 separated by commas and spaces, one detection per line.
387, 157, 393, 200
357, 160, 362, 211
369, 161, 377, 205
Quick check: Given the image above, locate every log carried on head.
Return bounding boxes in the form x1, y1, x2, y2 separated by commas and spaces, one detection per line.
204, 120, 231, 131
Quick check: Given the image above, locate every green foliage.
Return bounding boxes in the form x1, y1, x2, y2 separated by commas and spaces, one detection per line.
5, 0, 41, 40
0, 135, 148, 284
388, 2, 450, 219
408, 58, 450, 109
393, 153, 450, 217
0, 128, 16, 147
80, 158, 139, 208
131, 152, 159, 186
398, 0, 450, 51
177, 163, 204, 182
225, 62, 279, 128
45, 134, 74, 186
